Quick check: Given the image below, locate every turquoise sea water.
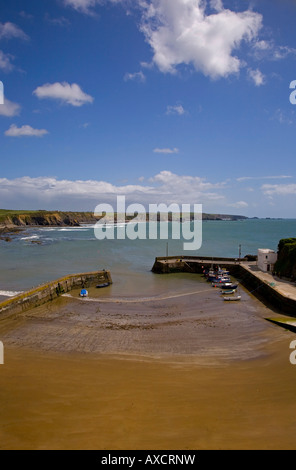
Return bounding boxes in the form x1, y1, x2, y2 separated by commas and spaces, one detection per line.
1, 219, 296, 294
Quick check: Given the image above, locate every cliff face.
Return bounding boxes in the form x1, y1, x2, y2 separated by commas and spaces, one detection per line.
0, 211, 98, 228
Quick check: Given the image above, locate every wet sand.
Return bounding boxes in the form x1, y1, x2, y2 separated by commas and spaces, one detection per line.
1, 277, 296, 449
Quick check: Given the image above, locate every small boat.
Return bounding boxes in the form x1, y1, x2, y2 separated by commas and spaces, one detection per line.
220, 283, 238, 290
223, 295, 241, 301
96, 282, 110, 288
211, 277, 231, 285
212, 281, 229, 287
220, 289, 236, 295
80, 288, 88, 297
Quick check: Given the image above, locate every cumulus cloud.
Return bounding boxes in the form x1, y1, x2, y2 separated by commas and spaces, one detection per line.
63, 0, 123, 15
0, 50, 15, 72
0, 22, 29, 41
150, 170, 225, 198
139, 0, 262, 78
63, 0, 97, 14
0, 97, 21, 117
166, 104, 186, 115
153, 147, 179, 154
0, 171, 227, 210
5, 124, 49, 137
248, 68, 265, 86
124, 71, 146, 82
228, 200, 248, 208
252, 39, 296, 61
262, 184, 296, 196
33, 82, 94, 107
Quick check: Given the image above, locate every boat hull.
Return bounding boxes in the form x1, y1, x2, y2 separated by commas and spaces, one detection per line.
223, 296, 241, 301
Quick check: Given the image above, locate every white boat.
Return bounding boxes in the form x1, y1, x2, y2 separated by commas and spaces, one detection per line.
223, 295, 241, 301
220, 289, 236, 295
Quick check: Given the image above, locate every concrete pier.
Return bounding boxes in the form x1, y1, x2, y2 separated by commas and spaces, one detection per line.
0, 270, 112, 317
152, 255, 244, 275
152, 255, 296, 317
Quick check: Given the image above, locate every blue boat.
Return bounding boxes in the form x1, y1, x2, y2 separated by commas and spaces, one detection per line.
80, 288, 88, 297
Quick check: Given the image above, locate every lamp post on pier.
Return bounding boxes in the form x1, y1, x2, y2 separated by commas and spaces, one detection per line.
239, 244, 242, 264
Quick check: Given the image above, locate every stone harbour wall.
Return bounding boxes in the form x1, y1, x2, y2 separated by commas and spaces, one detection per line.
0, 270, 112, 317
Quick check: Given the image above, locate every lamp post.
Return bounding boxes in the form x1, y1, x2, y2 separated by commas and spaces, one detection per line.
239, 244, 241, 264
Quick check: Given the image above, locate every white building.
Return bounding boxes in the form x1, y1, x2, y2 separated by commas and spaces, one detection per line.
257, 249, 277, 272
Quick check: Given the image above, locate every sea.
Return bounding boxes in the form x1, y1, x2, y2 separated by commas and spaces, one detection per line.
1, 218, 296, 297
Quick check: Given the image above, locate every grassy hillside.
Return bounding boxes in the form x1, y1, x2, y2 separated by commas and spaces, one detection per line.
0, 210, 98, 226
0, 209, 41, 220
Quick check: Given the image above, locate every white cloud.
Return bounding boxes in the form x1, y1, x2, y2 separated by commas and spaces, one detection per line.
271, 109, 293, 125
139, 0, 262, 78
45, 14, 70, 27
273, 45, 296, 60
252, 39, 296, 61
5, 124, 49, 137
237, 175, 292, 182
63, 0, 98, 14
262, 184, 296, 197
124, 71, 146, 82
248, 68, 265, 86
149, 170, 226, 201
0, 97, 21, 117
153, 147, 179, 154
19, 11, 34, 20
228, 200, 248, 208
33, 82, 94, 107
0, 22, 29, 41
210, 0, 223, 12
0, 50, 14, 72
0, 171, 227, 210
63, 0, 123, 15
166, 104, 186, 115
253, 39, 271, 52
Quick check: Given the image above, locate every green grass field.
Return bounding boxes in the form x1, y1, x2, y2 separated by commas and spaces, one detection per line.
0, 209, 44, 222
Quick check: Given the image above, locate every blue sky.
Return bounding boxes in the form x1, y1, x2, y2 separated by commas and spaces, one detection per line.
0, 0, 296, 217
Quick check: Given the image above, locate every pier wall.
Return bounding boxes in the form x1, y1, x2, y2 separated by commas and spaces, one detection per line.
152, 256, 296, 316
0, 270, 112, 317
152, 256, 241, 275
236, 267, 296, 316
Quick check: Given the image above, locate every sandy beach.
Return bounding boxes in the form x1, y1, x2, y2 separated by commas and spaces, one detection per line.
1, 278, 296, 450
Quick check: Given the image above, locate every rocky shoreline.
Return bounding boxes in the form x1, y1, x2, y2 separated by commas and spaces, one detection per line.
0, 226, 24, 242
0, 210, 99, 242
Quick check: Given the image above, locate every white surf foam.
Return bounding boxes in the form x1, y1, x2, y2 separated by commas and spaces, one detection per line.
0, 290, 23, 297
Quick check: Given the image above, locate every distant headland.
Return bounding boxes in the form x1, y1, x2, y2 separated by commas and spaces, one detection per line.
0, 208, 248, 227
0, 209, 248, 242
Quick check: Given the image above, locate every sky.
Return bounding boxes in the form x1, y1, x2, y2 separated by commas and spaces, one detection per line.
0, 0, 296, 217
